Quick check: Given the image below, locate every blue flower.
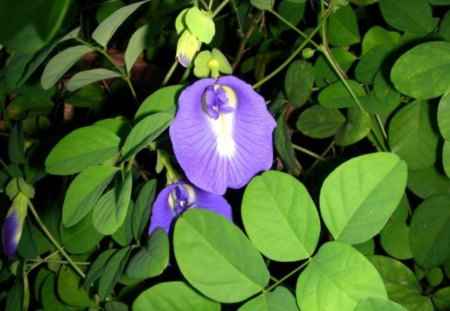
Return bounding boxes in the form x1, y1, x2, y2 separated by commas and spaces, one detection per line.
2, 193, 28, 256
169, 76, 276, 194
148, 179, 232, 235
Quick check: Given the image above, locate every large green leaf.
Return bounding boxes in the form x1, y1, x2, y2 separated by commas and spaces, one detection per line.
46, 125, 120, 175
314, 48, 357, 88
335, 107, 371, 146
391, 42, 450, 99
238, 286, 299, 311
407, 165, 450, 198
98, 247, 131, 300
318, 80, 365, 109
60, 210, 104, 254
355, 45, 391, 84
121, 112, 173, 160
66, 69, 121, 92
320, 153, 407, 244
388, 100, 439, 170
174, 209, 270, 303
134, 85, 182, 121
133, 281, 220, 311
185, 7, 215, 44
242, 171, 320, 262
132, 179, 157, 239
0, 0, 71, 53
284, 60, 314, 108
296, 105, 345, 139
92, 172, 132, 235
443, 141, 450, 177
355, 298, 408, 311
83, 249, 116, 288
327, 5, 360, 46
438, 91, 450, 140
126, 228, 169, 279
296, 242, 387, 311
62, 165, 118, 227
57, 267, 94, 307
41, 45, 94, 89
380, 223, 412, 260
361, 26, 401, 55
379, 0, 436, 35
369, 255, 434, 311
125, 24, 149, 73
40, 274, 76, 311
433, 287, 450, 311
410, 196, 450, 269
92, 0, 149, 48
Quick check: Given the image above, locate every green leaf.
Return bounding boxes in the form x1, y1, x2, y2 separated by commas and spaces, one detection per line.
105, 301, 128, 311
185, 7, 215, 44
84, 249, 116, 288
296, 242, 387, 311
250, 0, 274, 11
410, 195, 450, 269
433, 287, 450, 311
369, 255, 434, 311
66, 84, 104, 108
112, 201, 134, 246
98, 247, 131, 300
60, 210, 104, 254
318, 80, 365, 108
379, 0, 436, 35
8, 122, 25, 164
41, 274, 76, 311
355, 45, 391, 84
274, 114, 301, 176
428, 0, 450, 4
125, 24, 149, 73
284, 60, 314, 108
242, 171, 320, 262
93, 172, 132, 235
407, 165, 450, 198
443, 141, 450, 177
327, 5, 360, 46
193, 50, 212, 77
438, 91, 450, 140
320, 153, 407, 244
96, 1, 125, 24
314, 50, 355, 89
126, 228, 169, 279
238, 286, 299, 311
57, 267, 95, 307
355, 298, 408, 311
388, 100, 439, 170
314, 48, 357, 88
132, 179, 157, 240
134, 85, 183, 121
270, 0, 306, 36
380, 223, 413, 260
7, 95, 54, 120
67, 69, 121, 92
427, 267, 444, 287
92, 0, 149, 48
41, 46, 94, 89
391, 42, 450, 99
0, 0, 71, 53
46, 125, 120, 175
296, 105, 345, 139
174, 209, 270, 303
62, 165, 118, 227
121, 112, 173, 160
372, 70, 401, 114
133, 281, 220, 311
353, 239, 375, 256
5, 281, 25, 311
335, 107, 371, 146
362, 26, 401, 55
439, 11, 450, 41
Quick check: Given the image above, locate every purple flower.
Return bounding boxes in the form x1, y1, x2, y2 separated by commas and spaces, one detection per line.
169, 76, 276, 194
148, 179, 232, 235
2, 193, 27, 256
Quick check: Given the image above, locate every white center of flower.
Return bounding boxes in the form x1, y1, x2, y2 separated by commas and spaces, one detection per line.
208, 85, 237, 158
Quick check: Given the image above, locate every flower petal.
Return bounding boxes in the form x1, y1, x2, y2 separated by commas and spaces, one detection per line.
2, 209, 21, 256
192, 186, 232, 221
170, 76, 276, 194
148, 184, 178, 235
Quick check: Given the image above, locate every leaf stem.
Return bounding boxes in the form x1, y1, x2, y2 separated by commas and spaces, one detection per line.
292, 144, 327, 161
28, 200, 86, 278
212, 0, 229, 17
0, 157, 14, 178
265, 258, 311, 292
162, 60, 179, 86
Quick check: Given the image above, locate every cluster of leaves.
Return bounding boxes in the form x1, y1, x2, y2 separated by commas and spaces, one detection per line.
0, 0, 450, 310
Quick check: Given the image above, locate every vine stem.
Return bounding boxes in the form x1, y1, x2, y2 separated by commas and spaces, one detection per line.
75, 38, 138, 101
212, 0, 230, 17
292, 144, 327, 161
252, 9, 331, 89
265, 258, 311, 292
28, 201, 86, 279
162, 60, 179, 86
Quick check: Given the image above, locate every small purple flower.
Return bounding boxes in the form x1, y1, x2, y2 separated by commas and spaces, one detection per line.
170, 76, 277, 194
148, 179, 232, 235
2, 193, 27, 256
